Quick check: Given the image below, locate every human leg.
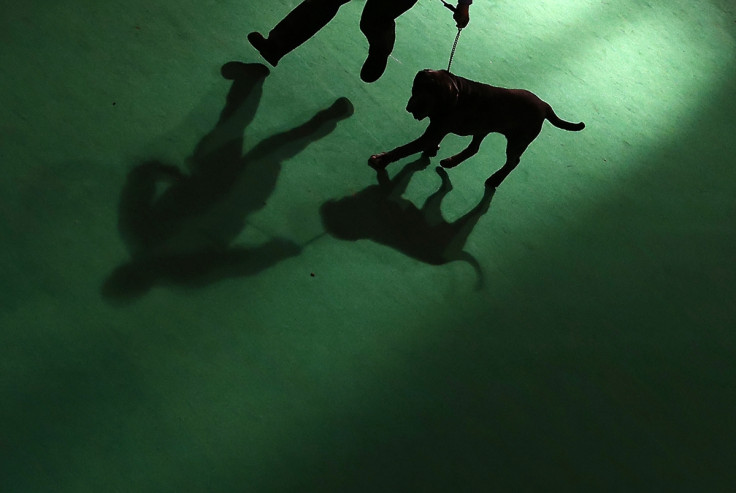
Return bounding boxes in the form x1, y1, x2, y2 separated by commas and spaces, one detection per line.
248, 0, 351, 66
359, 0, 418, 82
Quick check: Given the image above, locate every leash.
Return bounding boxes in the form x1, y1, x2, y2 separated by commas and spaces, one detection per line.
437, 0, 463, 72
447, 28, 462, 72
438, 0, 456, 12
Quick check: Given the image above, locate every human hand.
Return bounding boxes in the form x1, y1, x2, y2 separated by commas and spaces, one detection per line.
453, 4, 470, 28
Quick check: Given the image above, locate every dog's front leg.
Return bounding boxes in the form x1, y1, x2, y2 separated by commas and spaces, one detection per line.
369, 125, 445, 170
441, 134, 485, 169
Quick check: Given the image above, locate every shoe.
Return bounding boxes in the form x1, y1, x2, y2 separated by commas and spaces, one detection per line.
360, 51, 389, 83
247, 32, 281, 67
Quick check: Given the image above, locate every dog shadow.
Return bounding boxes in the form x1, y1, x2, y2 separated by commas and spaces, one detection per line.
102, 62, 354, 301
320, 158, 495, 288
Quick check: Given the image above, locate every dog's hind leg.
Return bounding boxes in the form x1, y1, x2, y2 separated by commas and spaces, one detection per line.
440, 134, 485, 169
485, 133, 536, 188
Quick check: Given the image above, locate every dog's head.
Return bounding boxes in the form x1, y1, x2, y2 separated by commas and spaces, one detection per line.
406, 69, 460, 120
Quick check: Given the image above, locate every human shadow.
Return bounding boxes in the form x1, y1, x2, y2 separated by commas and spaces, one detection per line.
320, 158, 495, 288
102, 62, 354, 301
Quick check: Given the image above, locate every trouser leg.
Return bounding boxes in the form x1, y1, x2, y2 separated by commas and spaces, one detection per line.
249, 0, 352, 65
358, 0, 418, 81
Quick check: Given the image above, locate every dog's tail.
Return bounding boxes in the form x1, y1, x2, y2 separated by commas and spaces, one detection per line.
545, 106, 585, 131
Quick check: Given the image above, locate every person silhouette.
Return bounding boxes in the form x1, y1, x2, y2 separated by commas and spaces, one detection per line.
103, 62, 355, 300
247, 0, 473, 83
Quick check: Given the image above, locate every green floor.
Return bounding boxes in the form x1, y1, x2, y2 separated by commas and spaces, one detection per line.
2, 0, 736, 490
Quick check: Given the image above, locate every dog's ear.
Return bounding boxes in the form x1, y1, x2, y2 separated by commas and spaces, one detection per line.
413, 69, 435, 88
433, 70, 460, 111
411, 69, 459, 116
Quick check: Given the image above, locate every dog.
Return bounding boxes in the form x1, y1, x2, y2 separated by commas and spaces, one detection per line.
369, 69, 585, 188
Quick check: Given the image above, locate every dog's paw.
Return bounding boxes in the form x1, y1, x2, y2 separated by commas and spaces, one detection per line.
440, 157, 458, 169
422, 145, 440, 158
368, 153, 388, 170
485, 175, 501, 188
